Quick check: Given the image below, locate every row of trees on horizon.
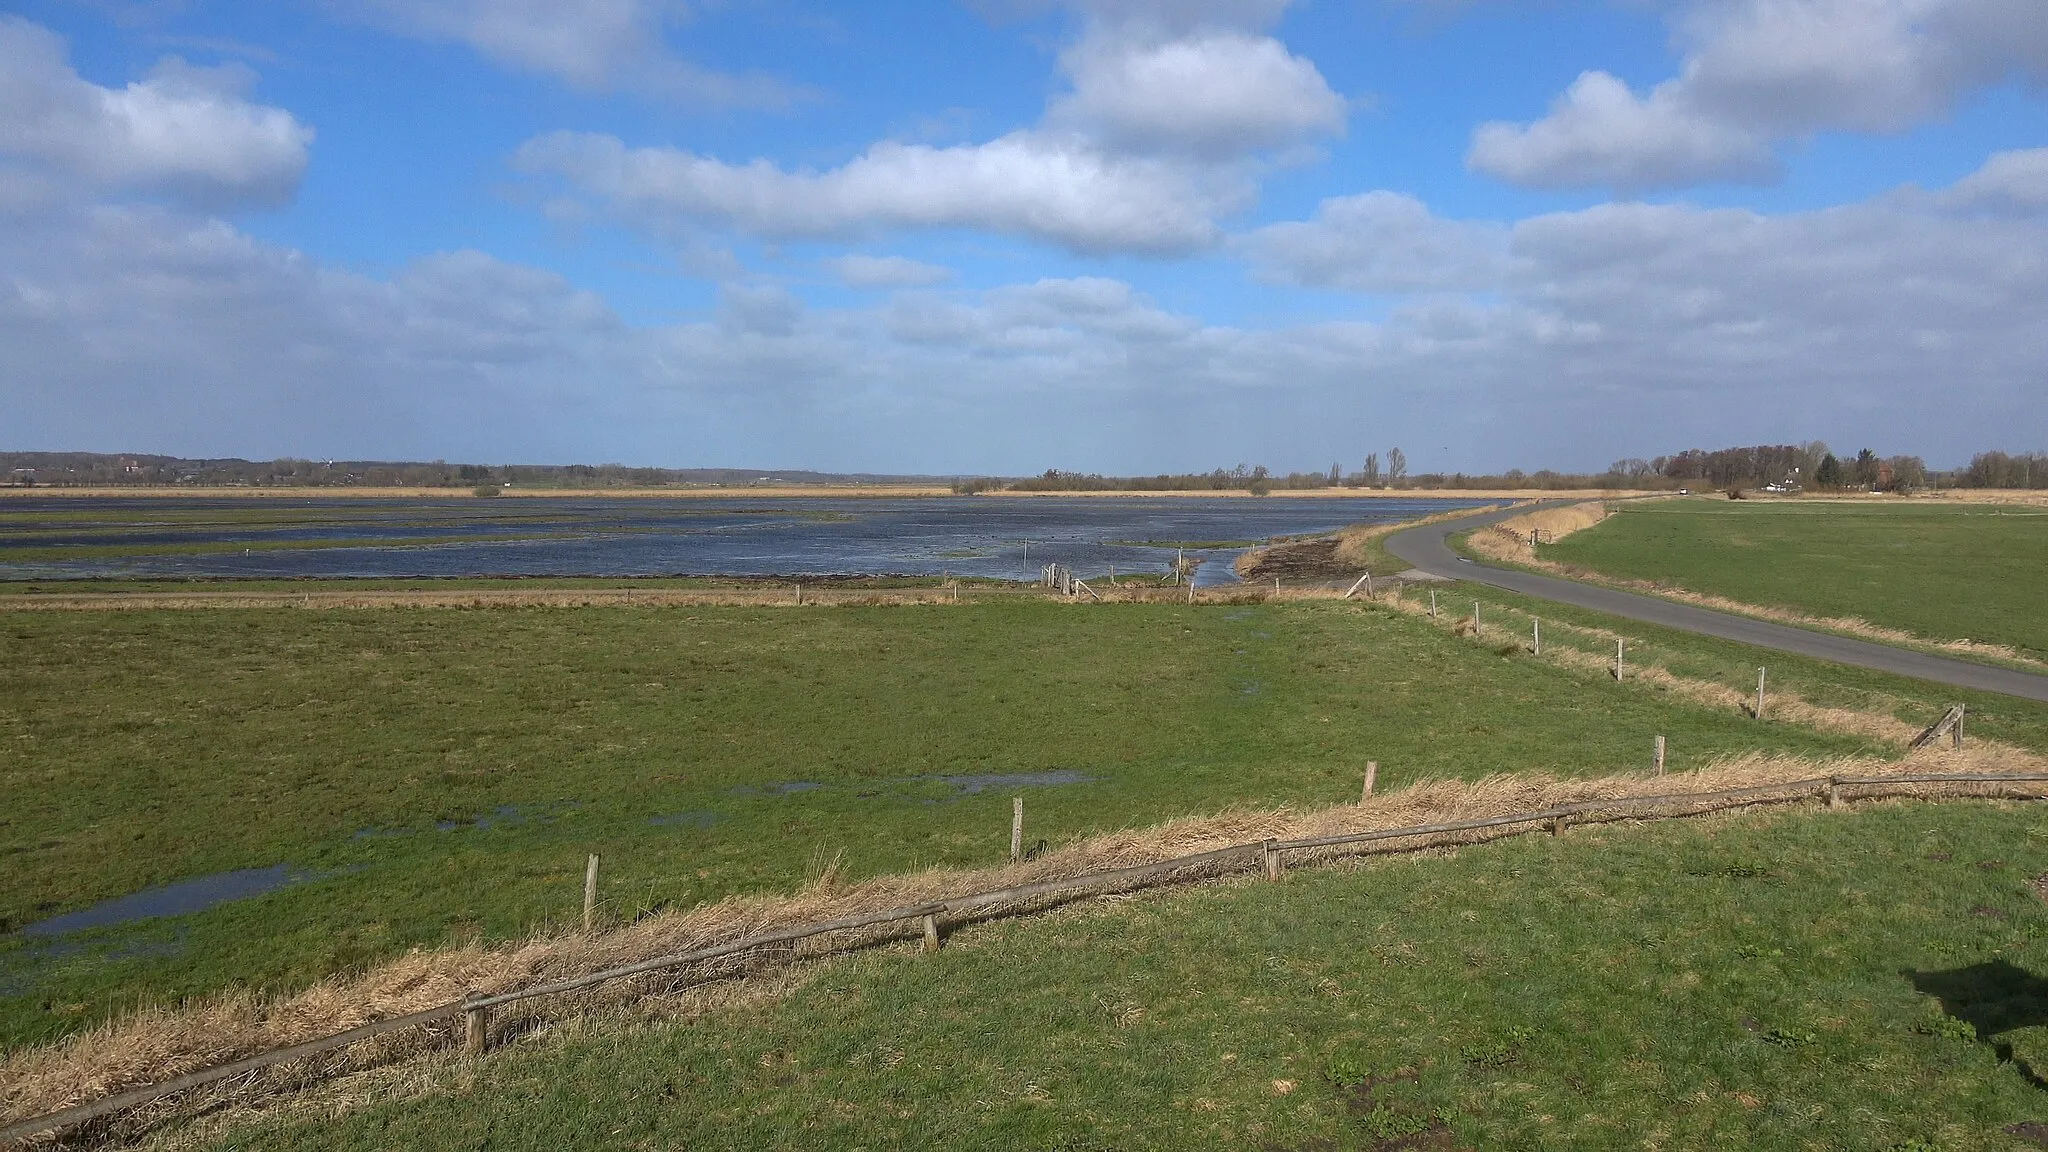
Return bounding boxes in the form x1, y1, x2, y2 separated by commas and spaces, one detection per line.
4, 447, 2045, 493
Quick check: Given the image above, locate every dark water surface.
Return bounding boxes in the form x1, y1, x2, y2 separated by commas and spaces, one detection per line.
0, 495, 1489, 585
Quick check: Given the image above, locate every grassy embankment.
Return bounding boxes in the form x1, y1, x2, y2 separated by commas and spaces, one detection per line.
1, 598, 1901, 1052
199, 800, 2048, 1152
1539, 499, 2048, 664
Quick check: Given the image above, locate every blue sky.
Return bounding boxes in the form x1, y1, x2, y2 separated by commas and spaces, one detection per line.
3, 0, 2045, 475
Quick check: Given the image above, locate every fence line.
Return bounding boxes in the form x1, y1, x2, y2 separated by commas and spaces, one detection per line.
9, 769, 2048, 1144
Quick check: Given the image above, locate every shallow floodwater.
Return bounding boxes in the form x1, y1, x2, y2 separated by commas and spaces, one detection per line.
0, 495, 1486, 585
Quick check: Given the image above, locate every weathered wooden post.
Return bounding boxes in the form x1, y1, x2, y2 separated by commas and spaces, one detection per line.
583, 854, 600, 934
1187, 577, 1195, 605
1755, 667, 1767, 720
1261, 838, 1283, 882
1430, 589, 1438, 618
921, 913, 941, 953
1344, 572, 1371, 599
1011, 796, 1024, 864
1473, 601, 1482, 636
463, 995, 489, 1054
1953, 705, 1965, 749
1653, 735, 1665, 775
1550, 813, 1567, 836
1615, 639, 1625, 681
1826, 778, 1842, 810
1361, 761, 1378, 802
1365, 571, 1375, 600
1175, 546, 1184, 585
794, 583, 803, 606
1533, 618, 1541, 656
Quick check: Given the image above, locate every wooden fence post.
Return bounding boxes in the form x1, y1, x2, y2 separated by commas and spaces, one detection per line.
1654, 735, 1665, 776
1011, 796, 1024, 864
1187, 578, 1195, 605
1550, 814, 1567, 836
464, 999, 489, 1054
1262, 839, 1283, 882
583, 854, 600, 934
1175, 546, 1183, 585
1361, 761, 1378, 803
1826, 779, 1842, 810
1954, 705, 1965, 749
794, 583, 802, 606
1533, 618, 1541, 656
1430, 589, 1438, 619
1365, 571, 1374, 600
921, 913, 941, 953
1755, 667, 1767, 720
1615, 639, 1625, 681
1473, 601, 1481, 636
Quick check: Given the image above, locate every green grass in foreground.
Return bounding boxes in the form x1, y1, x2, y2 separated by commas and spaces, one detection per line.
208, 802, 2048, 1151
1543, 500, 2048, 660
0, 601, 1881, 1050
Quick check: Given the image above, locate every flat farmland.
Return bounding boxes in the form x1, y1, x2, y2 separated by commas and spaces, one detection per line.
0, 599, 1883, 1050
1543, 500, 2048, 661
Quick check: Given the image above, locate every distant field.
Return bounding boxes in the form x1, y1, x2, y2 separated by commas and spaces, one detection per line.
1544, 500, 2048, 660
0, 600, 1884, 1050
205, 801, 2048, 1151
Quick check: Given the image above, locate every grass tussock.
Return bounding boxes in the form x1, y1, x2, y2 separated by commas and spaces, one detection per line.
3, 747, 2036, 1138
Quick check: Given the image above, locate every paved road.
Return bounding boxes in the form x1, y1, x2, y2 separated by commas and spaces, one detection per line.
1385, 503, 2048, 704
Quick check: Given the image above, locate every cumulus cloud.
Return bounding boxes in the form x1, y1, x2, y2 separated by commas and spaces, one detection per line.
1049, 28, 1345, 157
515, 130, 1243, 253
512, 2, 1344, 253
827, 254, 955, 288
1470, 0, 2048, 190
8, 151, 2045, 471
341, 0, 799, 104
1942, 146, 2048, 212
1242, 191, 1509, 292
0, 16, 312, 210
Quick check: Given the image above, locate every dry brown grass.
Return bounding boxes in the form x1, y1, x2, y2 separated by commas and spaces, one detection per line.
0, 586, 1012, 613
6, 727, 2037, 1144
1464, 501, 1609, 566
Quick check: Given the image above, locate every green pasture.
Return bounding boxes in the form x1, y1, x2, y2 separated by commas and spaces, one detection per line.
0, 599, 1883, 1050
207, 801, 2048, 1151
1543, 500, 2048, 661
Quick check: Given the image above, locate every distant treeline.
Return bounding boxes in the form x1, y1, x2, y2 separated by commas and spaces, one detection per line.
962, 444, 2048, 495
6, 447, 2044, 493
0, 453, 937, 489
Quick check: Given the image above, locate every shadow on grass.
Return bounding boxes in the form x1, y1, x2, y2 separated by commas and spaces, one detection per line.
1909, 961, 2048, 1090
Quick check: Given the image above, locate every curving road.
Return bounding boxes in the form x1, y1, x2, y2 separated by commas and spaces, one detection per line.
1384, 503, 2048, 704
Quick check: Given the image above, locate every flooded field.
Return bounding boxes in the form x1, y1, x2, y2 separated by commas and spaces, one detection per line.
0, 495, 1487, 585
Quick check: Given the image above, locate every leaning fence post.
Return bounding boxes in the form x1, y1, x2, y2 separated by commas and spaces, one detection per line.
583, 854, 600, 934
921, 913, 941, 953
1011, 796, 1024, 864
1361, 761, 1378, 803
1654, 734, 1665, 776
1755, 667, 1767, 720
1262, 838, 1283, 882
464, 995, 489, 1054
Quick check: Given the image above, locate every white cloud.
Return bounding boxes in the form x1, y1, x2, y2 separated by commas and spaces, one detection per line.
1470, 0, 2048, 190
1242, 191, 1509, 292
0, 16, 311, 210
340, 0, 799, 104
514, 129, 1244, 254
827, 255, 955, 288
1944, 146, 2048, 212
512, 2, 1344, 254
1049, 28, 1345, 157
9, 152, 2046, 472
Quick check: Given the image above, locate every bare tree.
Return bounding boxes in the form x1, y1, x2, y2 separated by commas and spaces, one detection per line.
1386, 447, 1407, 483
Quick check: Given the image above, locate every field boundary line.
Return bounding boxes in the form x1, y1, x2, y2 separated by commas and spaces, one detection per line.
7, 770, 2048, 1144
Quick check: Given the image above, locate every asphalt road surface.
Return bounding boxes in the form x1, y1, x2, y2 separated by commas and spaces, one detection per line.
1385, 503, 2048, 704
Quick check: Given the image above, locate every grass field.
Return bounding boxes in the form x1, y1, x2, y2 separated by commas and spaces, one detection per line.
1542, 500, 2048, 660
200, 800, 2048, 1151
0, 600, 1895, 1052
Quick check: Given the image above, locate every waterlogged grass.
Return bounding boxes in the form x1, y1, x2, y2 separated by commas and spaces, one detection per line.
206, 802, 2048, 1151
0, 601, 1880, 1049
1543, 500, 2048, 660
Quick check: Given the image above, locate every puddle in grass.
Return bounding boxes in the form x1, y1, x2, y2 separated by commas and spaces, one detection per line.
729, 781, 824, 797
648, 810, 721, 829
924, 770, 1097, 794
16, 865, 313, 938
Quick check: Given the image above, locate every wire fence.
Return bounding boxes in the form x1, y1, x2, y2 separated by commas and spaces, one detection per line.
7, 768, 2048, 1144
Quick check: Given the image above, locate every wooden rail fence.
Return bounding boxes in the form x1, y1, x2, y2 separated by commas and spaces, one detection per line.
7, 768, 2048, 1144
